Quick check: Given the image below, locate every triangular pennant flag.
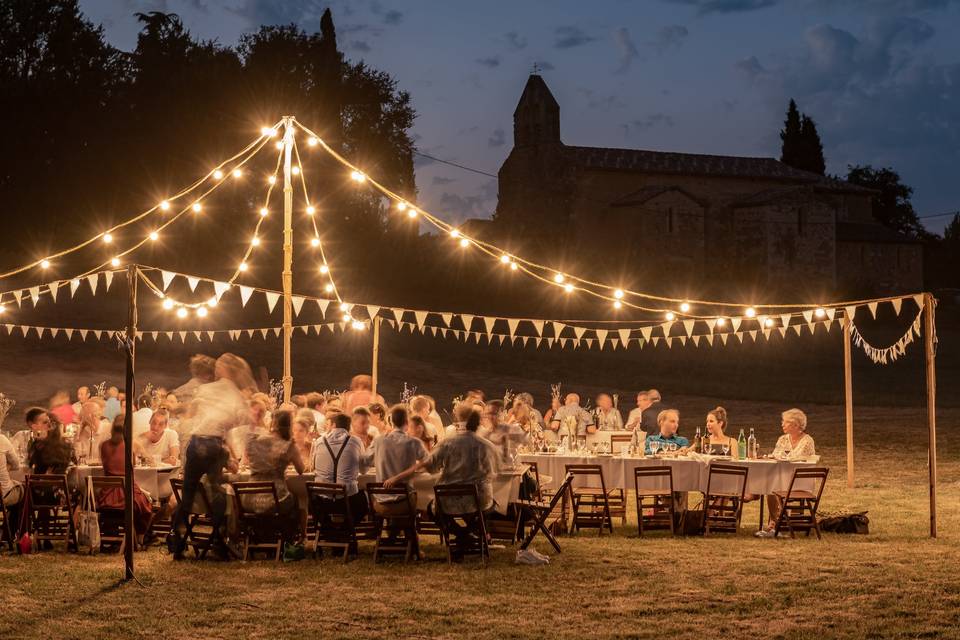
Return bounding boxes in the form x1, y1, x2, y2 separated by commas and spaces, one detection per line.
824, 319, 833, 333
585, 338, 594, 349
415, 311, 428, 328
662, 321, 675, 336
430, 326, 438, 337
574, 326, 587, 341
891, 298, 903, 316
193, 331, 203, 341
178, 331, 187, 343
618, 328, 631, 345
161, 271, 176, 291
485, 317, 497, 335
844, 306, 857, 322
440, 328, 448, 338
461, 314, 474, 331
521, 337, 529, 348
692, 335, 700, 347
187, 276, 199, 292
11, 291, 23, 307
292, 296, 306, 317
780, 313, 791, 328
705, 334, 714, 346
93, 330, 103, 340
802, 310, 813, 323
104, 271, 114, 291
437, 313, 450, 327
762, 329, 771, 340
913, 294, 924, 310
596, 329, 608, 345
706, 318, 717, 332
214, 281, 230, 298
779, 326, 788, 338
792, 324, 802, 336
719, 334, 728, 345
207, 331, 215, 341
259, 329, 269, 339
498, 334, 507, 346
535, 337, 543, 348
731, 317, 742, 332
166, 331, 175, 340
392, 308, 404, 325
640, 326, 652, 342
317, 299, 330, 317
651, 337, 660, 347
826, 308, 836, 320
549, 321, 563, 338
151, 331, 159, 341
528, 320, 542, 337
548, 338, 555, 348
69, 279, 81, 298
239, 286, 254, 307
683, 320, 695, 337
29, 287, 40, 306
472, 332, 481, 344
325, 323, 336, 333
64, 328, 74, 340
265, 292, 280, 313
678, 336, 687, 346
79, 329, 89, 341
365, 305, 380, 321
665, 337, 673, 348
867, 302, 878, 319
273, 327, 281, 337
507, 318, 520, 337
50, 328, 60, 339
48, 281, 60, 303
735, 333, 744, 343
809, 321, 818, 335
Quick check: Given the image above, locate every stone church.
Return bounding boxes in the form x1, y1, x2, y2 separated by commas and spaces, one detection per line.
481, 74, 922, 299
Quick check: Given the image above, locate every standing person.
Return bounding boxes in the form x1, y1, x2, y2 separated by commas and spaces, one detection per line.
625, 391, 650, 431
595, 393, 623, 431
170, 353, 256, 561
342, 375, 385, 412
640, 389, 663, 435
48, 391, 75, 426
171, 354, 217, 406
312, 413, 370, 544
550, 393, 595, 441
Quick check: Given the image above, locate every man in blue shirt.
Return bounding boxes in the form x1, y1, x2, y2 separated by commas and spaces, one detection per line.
644, 409, 689, 454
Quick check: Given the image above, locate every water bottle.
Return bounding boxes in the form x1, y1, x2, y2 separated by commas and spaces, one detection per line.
694, 427, 702, 451
747, 428, 757, 459
737, 429, 747, 459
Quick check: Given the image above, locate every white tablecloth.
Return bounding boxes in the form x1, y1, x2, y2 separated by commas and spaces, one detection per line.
520, 453, 819, 495
13, 465, 179, 500
359, 468, 528, 515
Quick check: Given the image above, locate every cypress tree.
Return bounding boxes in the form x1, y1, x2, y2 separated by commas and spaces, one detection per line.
779, 99, 803, 169
799, 114, 826, 175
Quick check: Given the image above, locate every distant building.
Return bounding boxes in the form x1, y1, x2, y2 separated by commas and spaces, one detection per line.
488, 74, 922, 298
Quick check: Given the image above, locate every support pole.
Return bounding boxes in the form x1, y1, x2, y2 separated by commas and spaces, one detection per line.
282, 116, 295, 403
923, 292, 937, 538
842, 314, 855, 489
122, 264, 137, 580
371, 317, 381, 397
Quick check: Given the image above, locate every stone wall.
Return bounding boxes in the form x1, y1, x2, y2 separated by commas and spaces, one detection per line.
837, 241, 923, 294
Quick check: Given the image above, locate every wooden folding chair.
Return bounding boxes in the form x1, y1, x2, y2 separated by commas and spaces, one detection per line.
25, 474, 76, 551
702, 463, 749, 535
90, 476, 127, 552
366, 483, 420, 563
0, 487, 17, 551
516, 472, 574, 553
610, 433, 633, 454
634, 466, 675, 536
306, 481, 360, 562
773, 467, 829, 539
527, 461, 568, 535
433, 483, 489, 566
231, 481, 284, 561
565, 464, 617, 534
170, 478, 224, 559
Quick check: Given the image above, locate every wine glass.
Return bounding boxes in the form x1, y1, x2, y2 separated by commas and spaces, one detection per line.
650, 440, 660, 456
721, 442, 730, 457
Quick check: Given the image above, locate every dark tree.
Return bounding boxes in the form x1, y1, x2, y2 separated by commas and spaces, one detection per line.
799, 115, 825, 175
944, 213, 960, 245
779, 99, 803, 170
846, 165, 927, 238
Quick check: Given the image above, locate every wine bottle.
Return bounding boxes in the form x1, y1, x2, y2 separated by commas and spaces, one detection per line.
747, 428, 757, 459
737, 428, 747, 458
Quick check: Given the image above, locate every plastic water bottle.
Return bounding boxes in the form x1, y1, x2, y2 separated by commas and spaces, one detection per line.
737, 429, 747, 459
747, 428, 757, 459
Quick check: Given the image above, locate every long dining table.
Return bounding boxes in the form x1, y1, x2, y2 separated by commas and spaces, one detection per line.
13, 464, 179, 500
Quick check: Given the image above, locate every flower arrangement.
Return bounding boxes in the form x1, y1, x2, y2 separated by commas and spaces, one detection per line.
400, 382, 417, 405
0, 392, 15, 430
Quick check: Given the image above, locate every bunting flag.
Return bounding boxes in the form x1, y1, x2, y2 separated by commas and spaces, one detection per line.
849, 307, 924, 365
104, 271, 114, 291
826, 308, 836, 321
720, 334, 728, 345
187, 276, 199, 292
640, 326, 653, 342
161, 271, 176, 291
780, 313, 791, 328
618, 328, 631, 345
531, 320, 544, 337
682, 320, 695, 337
214, 281, 231, 299
392, 308, 404, 325
731, 317, 742, 332
49, 281, 60, 303
239, 286, 254, 307
550, 321, 564, 338
844, 306, 857, 322
365, 305, 380, 320
891, 298, 902, 316
867, 301, 878, 319
317, 299, 330, 317
461, 314, 474, 331
484, 317, 497, 335
441, 313, 452, 327
574, 326, 587, 341
802, 310, 813, 323
415, 311, 428, 328
913, 294, 924, 310
265, 291, 280, 313
507, 318, 520, 338
29, 287, 40, 306
70, 279, 81, 298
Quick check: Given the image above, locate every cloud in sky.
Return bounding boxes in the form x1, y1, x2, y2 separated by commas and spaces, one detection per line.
652, 24, 689, 52
613, 27, 640, 73
554, 25, 597, 49
488, 128, 506, 147
502, 31, 528, 50
476, 56, 501, 68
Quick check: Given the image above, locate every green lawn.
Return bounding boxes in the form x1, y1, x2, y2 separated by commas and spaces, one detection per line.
2, 400, 958, 640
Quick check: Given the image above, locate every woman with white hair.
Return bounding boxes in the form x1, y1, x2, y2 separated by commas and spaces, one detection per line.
755, 408, 816, 537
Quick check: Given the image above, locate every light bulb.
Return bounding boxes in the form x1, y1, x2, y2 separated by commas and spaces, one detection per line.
239, 262, 248, 272
213, 169, 224, 180
510, 262, 518, 271
192, 202, 202, 213
149, 231, 159, 241
340, 302, 349, 311
614, 300, 622, 309
666, 311, 676, 321
396, 201, 408, 212
196, 306, 208, 318
764, 317, 774, 328
274, 141, 283, 150
162, 299, 174, 310
745, 307, 757, 318
267, 175, 276, 185
176, 307, 188, 318
450, 229, 460, 238
352, 320, 366, 331
319, 265, 329, 274
306, 205, 315, 215
292, 166, 300, 175
343, 313, 352, 322
103, 233, 113, 243
40, 260, 50, 269
261, 126, 276, 137
815, 307, 826, 318
232, 169, 242, 178
613, 289, 624, 299
407, 209, 418, 218
716, 317, 727, 327
500, 255, 510, 264
207, 297, 218, 307
553, 273, 565, 284
0, 304, 5, 314
307, 137, 318, 146
564, 283, 574, 293
251, 237, 260, 246
350, 170, 366, 183
159, 200, 170, 211
110, 257, 120, 267
459, 238, 469, 248
259, 207, 268, 217
310, 238, 320, 247
324, 284, 334, 293
680, 302, 690, 312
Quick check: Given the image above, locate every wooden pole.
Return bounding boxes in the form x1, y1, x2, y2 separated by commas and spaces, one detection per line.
842, 314, 855, 489
122, 264, 137, 580
923, 292, 937, 538
281, 116, 294, 403
371, 316, 381, 397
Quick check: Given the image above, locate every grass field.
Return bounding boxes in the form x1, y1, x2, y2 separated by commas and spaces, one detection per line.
1, 399, 957, 640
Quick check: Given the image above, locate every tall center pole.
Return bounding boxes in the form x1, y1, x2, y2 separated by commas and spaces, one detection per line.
282, 116, 295, 403
842, 314, 855, 489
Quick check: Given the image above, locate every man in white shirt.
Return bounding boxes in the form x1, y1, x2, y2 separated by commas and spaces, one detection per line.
132, 393, 153, 438
72, 386, 90, 415
364, 405, 428, 515
135, 411, 180, 465
625, 391, 650, 430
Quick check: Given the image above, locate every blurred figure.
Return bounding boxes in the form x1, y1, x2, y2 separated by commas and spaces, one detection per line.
171, 354, 216, 406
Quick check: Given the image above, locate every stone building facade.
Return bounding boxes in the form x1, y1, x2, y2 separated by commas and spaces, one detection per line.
488, 75, 922, 299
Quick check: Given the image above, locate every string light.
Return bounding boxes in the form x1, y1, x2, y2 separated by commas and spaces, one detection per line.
306, 205, 315, 215
342, 313, 352, 322
716, 317, 727, 327
207, 297, 219, 307
149, 231, 159, 241
324, 284, 334, 293
162, 298, 174, 310
407, 208, 418, 219
666, 311, 676, 321
213, 170, 224, 180
232, 169, 243, 179
239, 262, 248, 272
564, 283, 574, 293
500, 255, 511, 264
450, 229, 460, 238
259, 207, 269, 217
351, 320, 366, 331
339, 302, 350, 312
614, 300, 622, 309
159, 200, 170, 211
459, 238, 469, 248
319, 265, 329, 274
815, 307, 826, 318
251, 236, 260, 246
103, 233, 113, 244
191, 202, 202, 213
350, 170, 366, 183
267, 175, 276, 185
261, 126, 277, 137
274, 141, 283, 150
310, 237, 320, 247
680, 302, 691, 312
110, 257, 120, 267
745, 307, 757, 318
292, 166, 300, 175
764, 317, 775, 328
553, 273, 565, 284
307, 137, 318, 146
196, 306, 208, 318
176, 307, 188, 318
510, 262, 518, 271
396, 201, 408, 212
613, 289, 624, 299
40, 260, 50, 269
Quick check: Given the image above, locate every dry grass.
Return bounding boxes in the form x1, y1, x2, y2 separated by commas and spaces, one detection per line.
2, 398, 959, 640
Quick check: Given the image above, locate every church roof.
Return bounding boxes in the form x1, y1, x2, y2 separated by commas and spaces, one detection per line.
514, 74, 559, 116
610, 185, 707, 208
566, 145, 826, 182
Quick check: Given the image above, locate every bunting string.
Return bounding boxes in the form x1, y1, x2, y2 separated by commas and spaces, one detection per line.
848, 307, 925, 365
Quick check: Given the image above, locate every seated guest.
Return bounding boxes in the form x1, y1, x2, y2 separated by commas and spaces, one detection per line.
700, 407, 738, 457
291, 394, 307, 408
482, 402, 528, 464
508, 401, 542, 439
132, 392, 154, 438
478, 400, 504, 438
74, 400, 106, 463
644, 409, 689, 454
99, 418, 154, 538
305, 392, 327, 432
226, 397, 269, 465
342, 374, 385, 412
421, 395, 446, 442
312, 413, 370, 525
72, 386, 91, 415
640, 389, 663, 436
385, 407, 498, 551
594, 393, 623, 431
410, 396, 442, 443
0, 428, 24, 524
170, 354, 216, 406
367, 402, 388, 436
243, 410, 304, 542
549, 393, 595, 440
104, 387, 122, 423
756, 409, 817, 537
511, 393, 544, 429
364, 405, 428, 518
48, 391, 75, 426
350, 406, 379, 449
444, 401, 478, 439
27, 409, 73, 474
541, 395, 561, 442
135, 410, 181, 465
292, 410, 316, 464
625, 391, 650, 431
408, 415, 435, 452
